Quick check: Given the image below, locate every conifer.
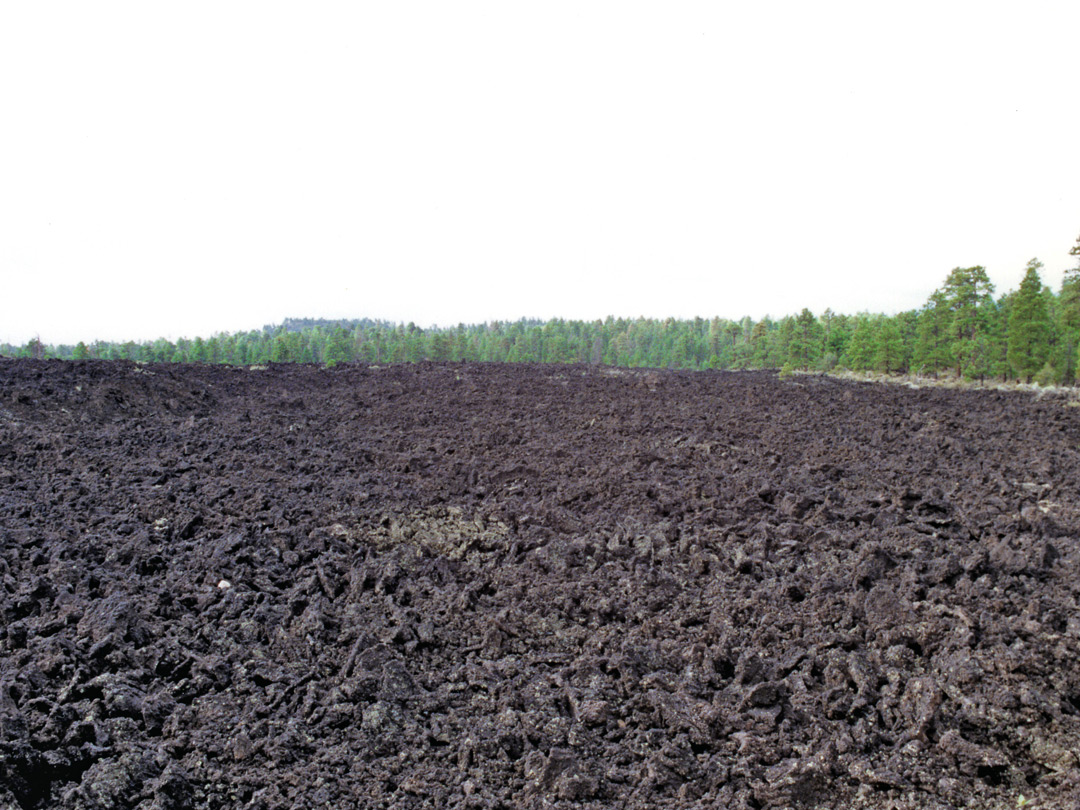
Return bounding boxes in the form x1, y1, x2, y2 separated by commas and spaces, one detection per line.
1007, 259, 1052, 382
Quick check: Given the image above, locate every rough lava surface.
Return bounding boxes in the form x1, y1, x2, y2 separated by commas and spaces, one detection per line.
1, 360, 1079, 809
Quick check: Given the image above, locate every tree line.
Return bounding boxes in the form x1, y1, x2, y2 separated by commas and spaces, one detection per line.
7, 237, 1080, 385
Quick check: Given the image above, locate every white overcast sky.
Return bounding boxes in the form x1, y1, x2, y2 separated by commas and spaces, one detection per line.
2, 2, 1079, 345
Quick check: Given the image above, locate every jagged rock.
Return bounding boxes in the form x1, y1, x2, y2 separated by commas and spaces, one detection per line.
2, 360, 1079, 809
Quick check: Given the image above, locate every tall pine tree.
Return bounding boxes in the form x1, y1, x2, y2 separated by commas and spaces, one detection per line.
942, 266, 995, 377
1007, 259, 1051, 382
846, 316, 877, 371
875, 317, 905, 374
788, 308, 821, 370
913, 290, 952, 376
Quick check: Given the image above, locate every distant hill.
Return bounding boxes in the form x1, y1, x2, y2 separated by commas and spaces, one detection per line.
265, 317, 391, 334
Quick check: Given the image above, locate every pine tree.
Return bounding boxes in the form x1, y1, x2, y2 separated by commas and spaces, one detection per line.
897, 311, 918, 372
874, 317, 904, 374
750, 319, 770, 368
1038, 286, 1065, 384
26, 337, 46, 360
777, 317, 796, 369
151, 339, 174, 363
942, 266, 995, 377
787, 309, 821, 370
205, 336, 222, 364
913, 291, 952, 376
818, 309, 836, 369
1007, 259, 1052, 382
190, 336, 208, 363
824, 312, 852, 368
323, 327, 353, 366
846, 316, 877, 371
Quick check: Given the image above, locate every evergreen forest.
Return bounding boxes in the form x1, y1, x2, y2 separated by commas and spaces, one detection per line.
8, 239, 1080, 386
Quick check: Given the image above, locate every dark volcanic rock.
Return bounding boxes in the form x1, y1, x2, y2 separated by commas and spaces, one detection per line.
2, 359, 1080, 808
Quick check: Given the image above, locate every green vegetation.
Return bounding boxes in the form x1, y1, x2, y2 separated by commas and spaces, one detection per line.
1006, 260, 1052, 383
7, 238, 1080, 385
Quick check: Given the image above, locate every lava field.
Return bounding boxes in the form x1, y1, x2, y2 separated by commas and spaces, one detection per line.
1, 359, 1079, 809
